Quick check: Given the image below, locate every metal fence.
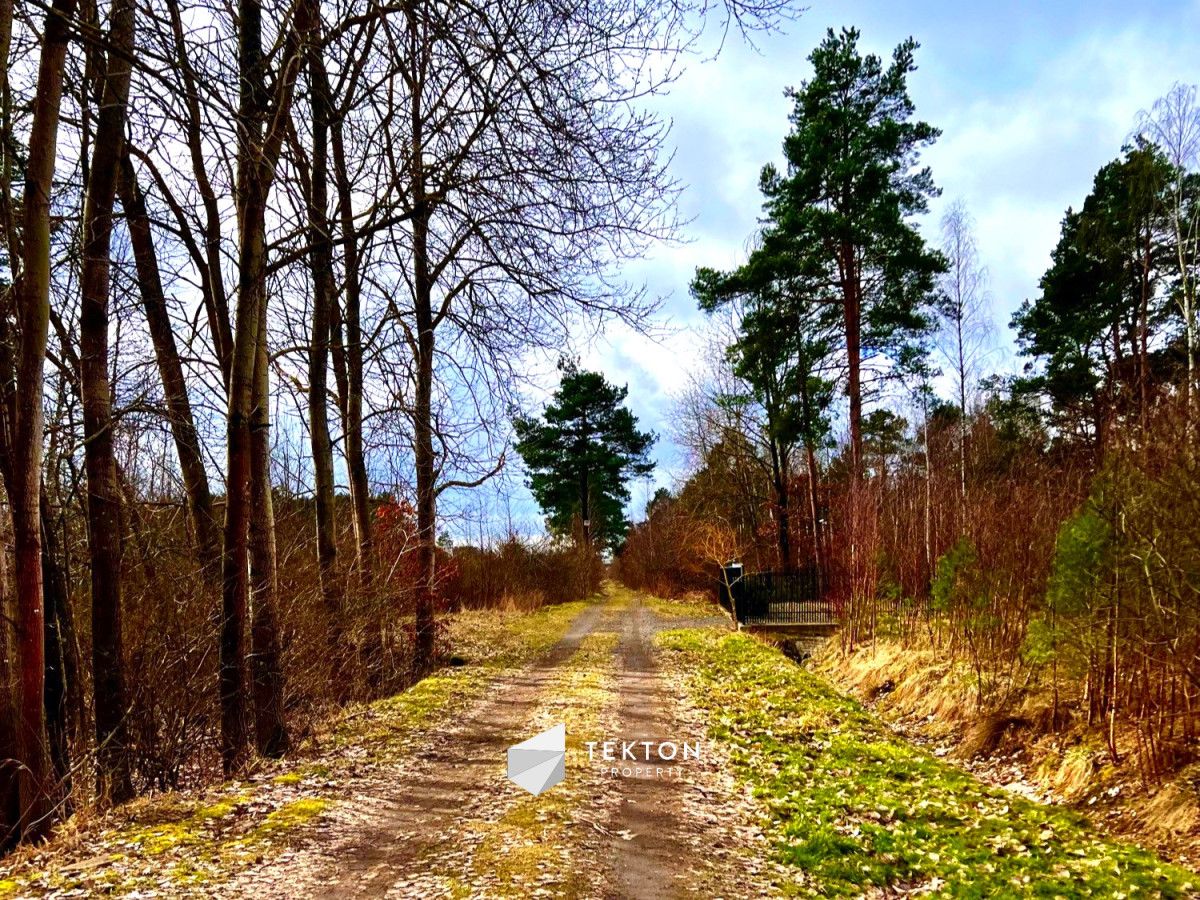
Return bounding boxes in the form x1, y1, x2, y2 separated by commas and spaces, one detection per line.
720, 567, 835, 626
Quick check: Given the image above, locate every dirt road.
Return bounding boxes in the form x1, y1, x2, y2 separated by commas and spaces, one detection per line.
218, 591, 777, 899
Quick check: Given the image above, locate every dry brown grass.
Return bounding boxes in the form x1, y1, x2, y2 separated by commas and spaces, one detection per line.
1141, 782, 1200, 837
815, 632, 1200, 870
812, 639, 974, 739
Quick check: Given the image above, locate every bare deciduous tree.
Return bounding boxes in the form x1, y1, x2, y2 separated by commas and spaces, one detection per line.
936, 199, 990, 509
1137, 83, 1200, 407
0, 0, 800, 846
220, 0, 300, 774
0, 0, 81, 841
79, 0, 136, 803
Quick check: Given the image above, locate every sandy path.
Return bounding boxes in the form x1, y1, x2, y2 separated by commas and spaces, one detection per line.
219, 593, 777, 899
602, 596, 779, 899
219, 603, 610, 898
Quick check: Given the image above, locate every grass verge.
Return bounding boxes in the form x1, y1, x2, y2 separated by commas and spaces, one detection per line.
642, 591, 726, 621
657, 628, 1198, 898
325, 597, 599, 766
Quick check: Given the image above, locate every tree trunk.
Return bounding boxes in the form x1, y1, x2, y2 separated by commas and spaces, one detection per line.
843, 248, 863, 482
413, 208, 437, 670
804, 441, 824, 586
0, 534, 17, 849
305, 30, 350, 696
248, 304, 289, 757
923, 401, 933, 576
221, 168, 261, 773
956, 310, 967, 511
79, 0, 135, 803
117, 151, 221, 574
411, 116, 437, 668
841, 243, 866, 604
579, 459, 591, 551
40, 492, 74, 796
1139, 225, 1151, 431
798, 376, 825, 584
768, 440, 792, 573
222, 95, 265, 781
223, 0, 300, 774
330, 118, 372, 585
2, 0, 81, 839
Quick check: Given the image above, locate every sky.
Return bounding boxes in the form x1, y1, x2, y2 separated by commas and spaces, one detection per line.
471, 0, 1200, 537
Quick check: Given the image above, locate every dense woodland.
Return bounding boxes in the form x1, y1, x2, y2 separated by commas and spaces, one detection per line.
618, 32, 1200, 786
0, 0, 798, 848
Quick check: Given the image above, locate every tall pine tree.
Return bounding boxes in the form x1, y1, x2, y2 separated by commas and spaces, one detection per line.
760, 27, 944, 480
1013, 142, 1175, 449
515, 361, 655, 552
693, 260, 837, 574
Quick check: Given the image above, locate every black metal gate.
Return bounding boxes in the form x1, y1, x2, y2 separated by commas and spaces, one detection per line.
721, 568, 834, 626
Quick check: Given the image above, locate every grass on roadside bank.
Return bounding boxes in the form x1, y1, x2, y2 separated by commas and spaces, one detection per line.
657, 628, 1198, 898
0, 597, 600, 899
642, 591, 727, 621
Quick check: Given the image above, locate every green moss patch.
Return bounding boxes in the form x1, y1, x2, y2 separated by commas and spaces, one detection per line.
657, 628, 1197, 898
251, 798, 329, 838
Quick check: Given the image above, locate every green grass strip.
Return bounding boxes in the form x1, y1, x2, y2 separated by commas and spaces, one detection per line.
657, 629, 1197, 898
